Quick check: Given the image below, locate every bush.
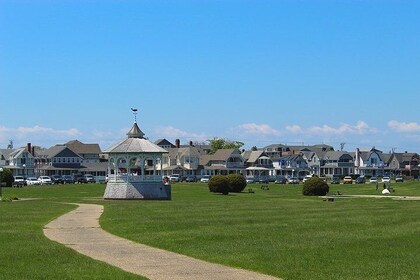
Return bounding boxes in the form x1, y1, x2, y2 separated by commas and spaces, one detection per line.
227, 174, 247, 193
0, 168, 14, 188
302, 177, 329, 196
208, 175, 230, 195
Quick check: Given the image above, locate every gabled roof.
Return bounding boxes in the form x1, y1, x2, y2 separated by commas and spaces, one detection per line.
212, 149, 239, 161
38, 145, 83, 159
242, 150, 266, 164
323, 151, 353, 161
0, 149, 15, 160
65, 140, 102, 155
154, 139, 175, 148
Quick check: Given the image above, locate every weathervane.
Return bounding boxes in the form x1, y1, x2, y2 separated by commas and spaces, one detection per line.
131, 107, 138, 123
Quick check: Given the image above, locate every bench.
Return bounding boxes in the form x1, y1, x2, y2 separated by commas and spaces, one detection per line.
261, 185, 269, 190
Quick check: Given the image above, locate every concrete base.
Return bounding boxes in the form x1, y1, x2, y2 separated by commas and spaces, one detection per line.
103, 181, 171, 200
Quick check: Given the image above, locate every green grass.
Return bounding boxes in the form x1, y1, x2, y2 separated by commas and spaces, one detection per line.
0, 184, 144, 280
1, 181, 420, 279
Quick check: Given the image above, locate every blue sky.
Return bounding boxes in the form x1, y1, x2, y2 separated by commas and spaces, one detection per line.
1, 0, 419, 153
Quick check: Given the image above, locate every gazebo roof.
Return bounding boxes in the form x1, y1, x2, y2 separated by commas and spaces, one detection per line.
105, 122, 167, 154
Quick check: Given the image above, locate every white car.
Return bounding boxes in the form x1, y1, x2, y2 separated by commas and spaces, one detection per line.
200, 175, 211, 183
246, 177, 255, 184
169, 174, 180, 182
382, 177, 391, 183
369, 177, 378, 184
14, 176, 26, 186
38, 176, 52, 185
26, 177, 41, 185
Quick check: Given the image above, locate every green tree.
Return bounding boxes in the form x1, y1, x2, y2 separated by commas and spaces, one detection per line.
0, 168, 14, 188
251, 146, 258, 151
208, 138, 244, 154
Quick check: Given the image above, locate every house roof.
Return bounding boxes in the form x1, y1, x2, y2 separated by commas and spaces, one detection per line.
38, 145, 83, 159
0, 149, 16, 160
154, 138, 175, 147
323, 151, 353, 161
65, 140, 102, 155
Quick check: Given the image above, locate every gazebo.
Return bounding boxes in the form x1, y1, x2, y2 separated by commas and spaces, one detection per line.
103, 118, 170, 200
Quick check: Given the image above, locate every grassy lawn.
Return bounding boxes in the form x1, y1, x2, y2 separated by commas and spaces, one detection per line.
1, 181, 420, 279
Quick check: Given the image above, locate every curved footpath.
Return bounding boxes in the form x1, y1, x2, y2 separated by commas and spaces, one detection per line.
44, 204, 280, 280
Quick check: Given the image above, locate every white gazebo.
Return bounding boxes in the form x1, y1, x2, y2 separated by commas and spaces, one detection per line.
103, 118, 170, 200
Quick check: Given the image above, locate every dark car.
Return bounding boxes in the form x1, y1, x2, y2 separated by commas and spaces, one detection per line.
62, 175, 75, 184
355, 176, 366, 184
259, 177, 269, 184
51, 175, 64, 184
185, 175, 197, 182
74, 174, 88, 184
274, 176, 287, 184
331, 176, 341, 184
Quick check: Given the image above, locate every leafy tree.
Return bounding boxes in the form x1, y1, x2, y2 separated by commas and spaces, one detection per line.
208, 138, 244, 154
302, 177, 329, 196
251, 146, 258, 151
227, 174, 247, 193
208, 175, 230, 195
0, 168, 14, 188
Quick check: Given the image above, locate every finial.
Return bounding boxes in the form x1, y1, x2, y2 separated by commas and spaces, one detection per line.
131, 108, 138, 123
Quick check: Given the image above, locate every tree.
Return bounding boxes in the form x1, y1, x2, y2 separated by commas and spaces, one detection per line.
227, 174, 247, 193
208, 138, 244, 154
302, 177, 329, 196
208, 175, 230, 195
251, 146, 258, 151
0, 168, 14, 188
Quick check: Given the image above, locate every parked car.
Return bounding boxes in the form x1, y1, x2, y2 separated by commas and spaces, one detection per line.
26, 177, 41, 185
259, 177, 269, 184
84, 174, 95, 183
331, 176, 341, 184
274, 176, 287, 184
51, 175, 64, 184
200, 175, 211, 183
74, 174, 88, 184
355, 176, 366, 184
169, 174, 181, 182
62, 175, 75, 184
13, 176, 26, 187
302, 174, 316, 183
395, 176, 404, 183
185, 175, 197, 182
38, 176, 52, 185
288, 177, 299, 184
369, 177, 378, 184
343, 176, 353, 184
245, 176, 255, 184
382, 176, 391, 183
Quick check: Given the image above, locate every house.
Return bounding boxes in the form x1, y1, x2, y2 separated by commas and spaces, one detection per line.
199, 149, 245, 176
0, 143, 35, 177
275, 154, 309, 178
154, 139, 176, 149
387, 152, 420, 177
35, 145, 84, 176
320, 151, 354, 178
161, 146, 202, 178
354, 148, 386, 177
65, 140, 102, 163
302, 151, 324, 176
242, 150, 273, 179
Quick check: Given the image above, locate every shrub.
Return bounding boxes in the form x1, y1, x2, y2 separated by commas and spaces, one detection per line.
0, 168, 14, 188
302, 177, 329, 196
208, 175, 230, 195
227, 174, 247, 193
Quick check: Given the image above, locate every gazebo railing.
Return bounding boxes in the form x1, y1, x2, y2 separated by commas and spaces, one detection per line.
108, 174, 162, 183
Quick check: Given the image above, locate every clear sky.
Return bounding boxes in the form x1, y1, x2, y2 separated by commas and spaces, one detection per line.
1, 0, 419, 153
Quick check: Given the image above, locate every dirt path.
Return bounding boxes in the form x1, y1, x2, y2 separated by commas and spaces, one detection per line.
44, 204, 280, 280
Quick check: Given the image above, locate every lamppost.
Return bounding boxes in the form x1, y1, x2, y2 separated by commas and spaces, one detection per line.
23, 164, 26, 179
0, 167, 3, 198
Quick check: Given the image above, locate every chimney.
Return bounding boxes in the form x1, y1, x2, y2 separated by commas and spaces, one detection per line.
32, 146, 35, 156
27, 143, 32, 153
189, 141, 193, 146
175, 139, 180, 148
